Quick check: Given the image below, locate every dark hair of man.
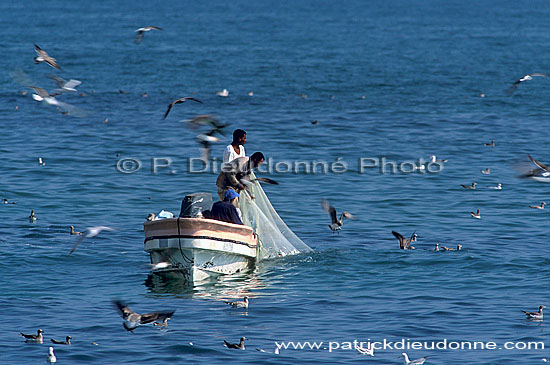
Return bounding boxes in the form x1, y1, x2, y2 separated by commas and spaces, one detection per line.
251, 152, 265, 162
232, 129, 246, 142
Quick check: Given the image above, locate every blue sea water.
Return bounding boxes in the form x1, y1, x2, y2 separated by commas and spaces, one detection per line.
0, 0, 549, 363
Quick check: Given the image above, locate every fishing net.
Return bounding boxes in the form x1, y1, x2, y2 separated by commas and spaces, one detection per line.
238, 172, 313, 260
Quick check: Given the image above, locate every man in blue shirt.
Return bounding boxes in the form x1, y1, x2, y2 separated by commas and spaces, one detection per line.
210, 189, 243, 225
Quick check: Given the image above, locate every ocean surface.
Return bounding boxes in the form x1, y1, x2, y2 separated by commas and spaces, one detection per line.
0, 0, 549, 363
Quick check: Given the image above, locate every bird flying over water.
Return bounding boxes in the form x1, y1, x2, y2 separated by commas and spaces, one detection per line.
184, 114, 229, 132
391, 231, 417, 250
356, 343, 374, 356
135, 26, 163, 44
113, 300, 175, 331
34, 44, 60, 69
470, 209, 481, 219
67, 226, 115, 255
321, 199, 355, 232
29, 86, 60, 104
163, 97, 202, 119
196, 128, 223, 161
507, 73, 548, 95
519, 155, 550, 182
47, 75, 82, 93
400, 352, 428, 365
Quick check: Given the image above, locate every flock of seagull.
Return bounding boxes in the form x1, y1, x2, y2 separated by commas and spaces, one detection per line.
321, 148, 547, 253
7, 29, 548, 364
316, 142, 547, 362
19, 295, 260, 363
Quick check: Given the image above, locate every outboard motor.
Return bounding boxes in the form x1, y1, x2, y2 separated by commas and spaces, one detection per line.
179, 193, 213, 218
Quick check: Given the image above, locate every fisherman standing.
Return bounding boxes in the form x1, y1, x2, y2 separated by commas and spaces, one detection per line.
216, 152, 265, 201
223, 129, 246, 163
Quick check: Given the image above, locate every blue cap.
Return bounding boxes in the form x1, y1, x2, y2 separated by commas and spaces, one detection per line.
224, 189, 240, 201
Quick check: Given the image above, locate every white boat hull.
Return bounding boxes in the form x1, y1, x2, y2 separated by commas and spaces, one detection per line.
144, 218, 258, 283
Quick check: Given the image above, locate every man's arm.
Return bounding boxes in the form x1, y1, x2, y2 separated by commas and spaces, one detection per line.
225, 157, 247, 188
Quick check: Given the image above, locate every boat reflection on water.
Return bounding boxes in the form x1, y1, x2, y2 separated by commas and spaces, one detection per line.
144, 268, 268, 300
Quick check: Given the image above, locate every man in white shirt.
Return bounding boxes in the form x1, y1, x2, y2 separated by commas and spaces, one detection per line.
223, 129, 246, 163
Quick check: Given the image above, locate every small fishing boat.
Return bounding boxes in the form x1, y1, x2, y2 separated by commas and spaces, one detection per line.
144, 193, 258, 282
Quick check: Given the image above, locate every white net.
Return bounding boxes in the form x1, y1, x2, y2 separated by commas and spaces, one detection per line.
238, 172, 312, 260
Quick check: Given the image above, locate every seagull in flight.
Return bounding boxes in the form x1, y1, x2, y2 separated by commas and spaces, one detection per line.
507, 73, 548, 95
29, 86, 61, 105
392, 231, 417, 250
470, 209, 481, 219
224, 296, 249, 309
356, 343, 374, 356
47, 75, 82, 93
522, 305, 545, 320
196, 128, 222, 161
400, 352, 428, 365
135, 26, 163, 44
321, 199, 355, 233
224, 337, 247, 350
163, 97, 202, 119
113, 300, 175, 331
521, 154, 550, 182
67, 226, 115, 255
184, 114, 229, 131
34, 44, 60, 69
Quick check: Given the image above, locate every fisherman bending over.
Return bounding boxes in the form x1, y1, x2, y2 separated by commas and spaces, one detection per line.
210, 190, 243, 225
216, 152, 265, 201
